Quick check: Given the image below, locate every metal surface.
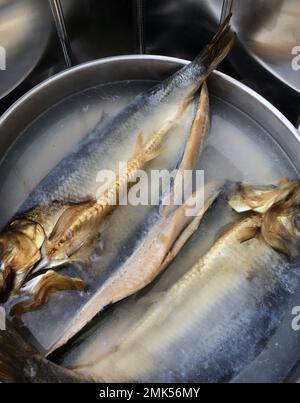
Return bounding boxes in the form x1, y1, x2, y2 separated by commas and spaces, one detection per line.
230, 0, 300, 95
0, 0, 298, 382
59, 0, 138, 63
1, 55, 299, 165
49, 0, 74, 67
137, 0, 300, 123
0, 0, 52, 100
1, 0, 299, 123
207, 0, 300, 121
153, 0, 300, 97
0, 56, 300, 382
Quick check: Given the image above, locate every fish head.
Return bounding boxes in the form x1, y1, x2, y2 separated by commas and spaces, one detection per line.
0, 219, 45, 300
229, 178, 300, 256
261, 182, 300, 257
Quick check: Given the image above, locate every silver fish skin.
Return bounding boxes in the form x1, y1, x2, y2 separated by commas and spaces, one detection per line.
0, 16, 233, 299
1, 180, 299, 383
42, 81, 215, 354
20, 16, 234, 211
0, 17, 234, 348
63, 181, 300, 382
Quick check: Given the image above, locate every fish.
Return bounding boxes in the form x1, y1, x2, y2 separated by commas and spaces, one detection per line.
0, 17, 234, 345
0, 16, 234, 306
61, 179, 300, 382
228, 178, 300, 255
0, 101, 189, 299
0, 179, 299, 383
38, 93, 193, 271
29, 82, 221, 353
0, 321, 90, 383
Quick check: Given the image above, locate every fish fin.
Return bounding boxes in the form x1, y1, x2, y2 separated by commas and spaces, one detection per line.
12, 270, 33, 294
45, 200, 98, 260
194, 14, 235, 74
133, 131, 162, 162
10, 270, 87, 317
0, 321, 87, 382
144, 147, 164, 162
68, 232, 104, 266
48, 200, 95, 243
0, 363, 16, 383
50, 196, 95, 207
0, 325, 37, 382
133, 130, 144, 156
238, 225, 260, 243
97, 110, 109, 126
160, 185, 220, 271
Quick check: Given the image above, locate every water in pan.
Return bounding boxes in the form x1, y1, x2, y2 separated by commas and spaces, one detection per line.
0, 80, 296, 225
60, 197, 300, 382
0, 79, 299, 381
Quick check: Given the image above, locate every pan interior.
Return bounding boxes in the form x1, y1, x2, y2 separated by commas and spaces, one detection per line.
0, 63, 299, 382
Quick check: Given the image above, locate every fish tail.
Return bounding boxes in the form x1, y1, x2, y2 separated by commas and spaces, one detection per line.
194, 14, 235, 74
0, 321, 87, 382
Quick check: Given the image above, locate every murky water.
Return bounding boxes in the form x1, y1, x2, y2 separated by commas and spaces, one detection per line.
0, 78, 299, 381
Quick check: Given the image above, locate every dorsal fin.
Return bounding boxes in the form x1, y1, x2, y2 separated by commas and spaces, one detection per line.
133, 131, 144, 156
47, 200, 95, 253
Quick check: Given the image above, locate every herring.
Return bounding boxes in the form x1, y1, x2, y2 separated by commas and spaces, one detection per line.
0, 18, 234, 311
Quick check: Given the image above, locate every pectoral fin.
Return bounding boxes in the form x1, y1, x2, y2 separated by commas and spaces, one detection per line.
10, 271, 87, 317
48, 200, 95, 244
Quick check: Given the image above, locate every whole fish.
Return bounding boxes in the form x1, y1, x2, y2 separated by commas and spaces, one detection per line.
0, 17, 234, 355
14, 82, 220, 353
0, 17, 234, 306
0, 178, 299, 383
0, 97, 189, 298
61, 179, 300, 382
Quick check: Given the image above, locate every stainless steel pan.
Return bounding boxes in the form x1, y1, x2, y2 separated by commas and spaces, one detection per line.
0, 55, 300, 382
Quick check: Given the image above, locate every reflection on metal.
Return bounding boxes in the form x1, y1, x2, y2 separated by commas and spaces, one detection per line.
209, 0, 300, 95
220, 0, 233, 24
49, 0, 73, 68
136, 0, 145, 54
0, 0, 51, 99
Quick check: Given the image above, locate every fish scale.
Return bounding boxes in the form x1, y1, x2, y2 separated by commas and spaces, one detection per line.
68, 215, 289, 382
0, 17, 235, 358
